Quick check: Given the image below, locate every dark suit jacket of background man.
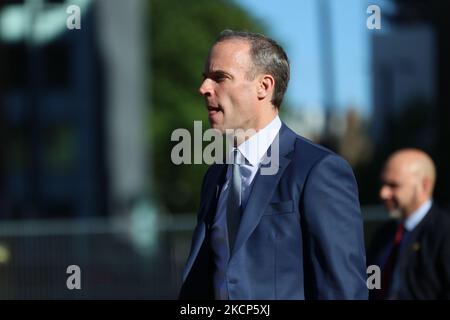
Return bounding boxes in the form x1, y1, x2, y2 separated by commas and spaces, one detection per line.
179, 123, 368, 299
368, 205, 450, 299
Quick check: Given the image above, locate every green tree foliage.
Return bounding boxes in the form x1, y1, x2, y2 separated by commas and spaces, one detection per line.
147, 0, 265, 214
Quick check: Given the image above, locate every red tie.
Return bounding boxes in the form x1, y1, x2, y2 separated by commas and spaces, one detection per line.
379, 223, 405, 299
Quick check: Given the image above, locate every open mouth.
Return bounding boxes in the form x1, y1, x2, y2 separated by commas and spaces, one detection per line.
207, 105, 222, 116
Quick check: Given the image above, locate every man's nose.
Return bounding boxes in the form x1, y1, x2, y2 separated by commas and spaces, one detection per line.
198, 79, 212, 96
379, 185, 391, 200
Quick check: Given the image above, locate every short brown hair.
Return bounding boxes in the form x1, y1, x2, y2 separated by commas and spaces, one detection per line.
215, 29, 290, 109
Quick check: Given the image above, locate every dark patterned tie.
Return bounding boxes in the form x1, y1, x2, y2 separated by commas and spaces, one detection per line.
379, 222, 405, 299
227, 148, 243, 254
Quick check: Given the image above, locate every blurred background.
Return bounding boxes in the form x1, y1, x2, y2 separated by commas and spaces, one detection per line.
0, 0, 449, 298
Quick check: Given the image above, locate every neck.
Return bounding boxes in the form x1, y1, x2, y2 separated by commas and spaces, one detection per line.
233, 110, 278, 146
403, 198, 431, 219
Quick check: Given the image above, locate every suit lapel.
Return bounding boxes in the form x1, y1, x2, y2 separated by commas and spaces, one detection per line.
200, 164, 228, 224
403, 205, 434, 260
230, 124, 296, 257
182, 164, 227, 282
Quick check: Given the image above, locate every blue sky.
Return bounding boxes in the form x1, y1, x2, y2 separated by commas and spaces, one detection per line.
234, 0, 381, 117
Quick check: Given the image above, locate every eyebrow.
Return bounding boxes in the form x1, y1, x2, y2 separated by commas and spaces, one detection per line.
202, 70, 232, 79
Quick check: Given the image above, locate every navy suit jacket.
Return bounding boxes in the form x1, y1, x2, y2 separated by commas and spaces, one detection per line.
368, 205, 450, 299
179, 123, 368, 299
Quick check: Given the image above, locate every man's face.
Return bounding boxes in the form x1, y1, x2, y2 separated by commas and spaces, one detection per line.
379, 160, 420, 218
199, 40, 260, 133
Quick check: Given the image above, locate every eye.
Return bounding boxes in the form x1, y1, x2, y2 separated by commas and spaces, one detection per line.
212, 74, 226, 82
202, 71, 230, 83
216, 77, 226, 83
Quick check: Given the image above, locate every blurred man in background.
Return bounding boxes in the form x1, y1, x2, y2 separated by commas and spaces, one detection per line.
368, 149, 450, 299
179, 29, 367, 300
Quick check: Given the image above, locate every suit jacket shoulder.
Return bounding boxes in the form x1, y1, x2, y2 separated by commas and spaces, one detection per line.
283, 126, 355, 181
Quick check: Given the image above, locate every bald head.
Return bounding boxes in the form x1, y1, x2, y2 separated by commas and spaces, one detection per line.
380, 149, 436, 218
388, 149, 436, 195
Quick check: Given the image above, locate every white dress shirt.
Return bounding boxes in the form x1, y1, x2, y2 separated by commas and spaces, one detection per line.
211, 115, 282, 299
404, 199, 432, 231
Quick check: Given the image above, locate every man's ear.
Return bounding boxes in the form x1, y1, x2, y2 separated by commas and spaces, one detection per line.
422, 176, 432, 196
256, 74, 275, 100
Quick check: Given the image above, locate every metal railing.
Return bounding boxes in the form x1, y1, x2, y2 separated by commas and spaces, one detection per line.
0, 207, 388, 299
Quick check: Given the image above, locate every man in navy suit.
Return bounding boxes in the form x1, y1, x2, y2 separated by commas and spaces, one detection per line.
368, 149, 450, 299
179, 30, 368, 300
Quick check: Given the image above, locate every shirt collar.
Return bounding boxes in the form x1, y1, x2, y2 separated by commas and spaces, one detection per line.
227, 116, 282, 167
404, 199, 432, 231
